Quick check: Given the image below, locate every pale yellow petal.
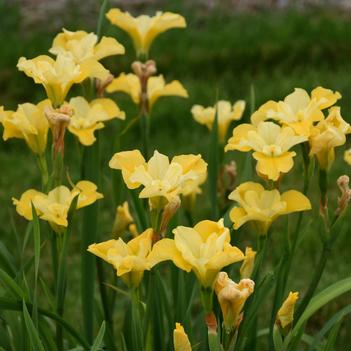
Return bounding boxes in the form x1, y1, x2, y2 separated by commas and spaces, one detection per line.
280, 190, 311, 214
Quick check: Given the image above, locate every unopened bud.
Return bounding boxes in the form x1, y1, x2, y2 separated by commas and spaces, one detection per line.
131, 60, 157, 79
96, 73, 114, 98
224, 161, 237, 190
335, 175, 351, 216
45, 104, 73, 157
159, 196, 181, 238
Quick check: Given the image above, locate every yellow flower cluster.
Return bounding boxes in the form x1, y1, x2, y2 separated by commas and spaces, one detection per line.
192, 100, 246, 142
13, 181, 103, 232
109, 150, 207, 208
226, 87, 350, 177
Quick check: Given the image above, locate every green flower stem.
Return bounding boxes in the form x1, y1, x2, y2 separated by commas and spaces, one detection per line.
140, 112, 150, 159
55, 230, 69, 351
131, 287, 144, 351
96, 259, 116, 351
36, 153, 49, 191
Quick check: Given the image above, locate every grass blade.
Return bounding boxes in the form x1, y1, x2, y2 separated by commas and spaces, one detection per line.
22, 300, 45, 351
91, 321, 106, 351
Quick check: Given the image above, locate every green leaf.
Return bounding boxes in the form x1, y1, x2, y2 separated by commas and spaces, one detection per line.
0, 241, 16, 275
308, 304, 351, 351
273, 325, 284, 351
208, 330, 223, 351
285, 277, 351, 348
323, 319, 343, 351
22, 300, 45, 351
91, 321, 106, 351
0, 297, 90, 350
31, 203, 41, 327
0, 268, 26, 300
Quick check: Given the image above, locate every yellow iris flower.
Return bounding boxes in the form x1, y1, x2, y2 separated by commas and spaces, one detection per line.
50, 28, 125, 64
106, 73, 188, 110
13, 181, 103, 231
191, 100, 246, 142
148, 219, 245, 288
240, 247, 257, 279
173, 323, 192, 351
17, 53, 110, 107
109, 150, 207, 207
228, 182, 311, 234
225, 121, 307, 181
106, 8, 186, 56
67, 96, 125, 146
251, 87, 341, 137
309, 107, 351, 170
88, 228, 157, 287
276, 292, 299, 328
0, 99, 51, 154
214, 272, 254, 331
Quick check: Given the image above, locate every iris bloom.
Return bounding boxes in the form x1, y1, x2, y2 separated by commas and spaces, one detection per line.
50, 28, 125, 65
148, 219, 244, 288
309, 107, 351, 170
191, 100, 246, 142
106, 73, 188, 111
17, 53, 110, 107
109, 150, 207, 207
67, 96, 125, 146
88, 228, 157, 287
106, 8, 186, 56
225, 121, 307, 181
229, 182, 311, 234
240, 247, 256, 279
173, 323, 191, 351
0, 100, 51, 154
13, 181, 103, 232
251, 87, 341, 137
276, 292, 299, 328
214, 272, 254, 331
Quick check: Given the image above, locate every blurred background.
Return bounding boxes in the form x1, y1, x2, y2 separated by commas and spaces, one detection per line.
1, 0, 351, 347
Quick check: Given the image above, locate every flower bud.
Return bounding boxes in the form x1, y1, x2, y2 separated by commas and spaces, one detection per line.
173, 323, 191, 351
159, 196, 181, 237
214, 272, 254, 332
45, 104, 73, 157
240, 247, 257, 279
276, 291, 299, 329
96, 73, 114, 98
335, 175, 351, 216
131, 60, 157, 114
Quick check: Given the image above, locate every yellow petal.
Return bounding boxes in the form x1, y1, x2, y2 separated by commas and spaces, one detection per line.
68, 124, 104, 146
148, 238, 192, 272
344, 149, 351, 165
280, 190, 311, 214
109, 150, 146, 189
91, 98, 125, 120
253, 152, 295, 181
225, 124, 255, 152
251, 100, 278, 125
88, 239, 117, 261
94, 36, 125, 60
311, 86, 341, 109
106, 73, 141, 104
173, 323, 192, 351
73, 180, 104, 208
148, 76, 188, 108
12, 189, 43, 220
